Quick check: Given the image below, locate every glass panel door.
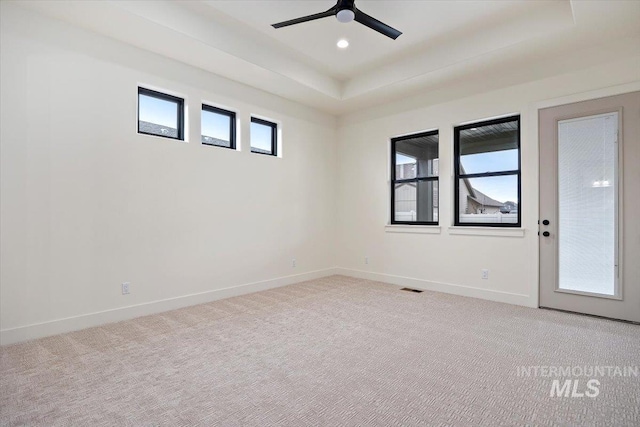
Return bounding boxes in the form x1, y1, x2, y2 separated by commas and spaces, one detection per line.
557, 112, 618, 296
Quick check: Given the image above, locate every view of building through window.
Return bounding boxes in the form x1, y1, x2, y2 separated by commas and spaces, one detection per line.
250, 118, 276, 155
202, 106, 235, 148
138, 88, 183, 140
392, 131, 439, 224
455, 116, 520, 225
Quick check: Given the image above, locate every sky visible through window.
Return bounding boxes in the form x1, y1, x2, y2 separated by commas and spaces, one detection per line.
139, 94, 178, 128
466, 175, 518, 204
202, 110, 231, 141
397, 149, 518, 203
251, 121, 273, 152
461, 149, 518, 203
396, 153, 414, 164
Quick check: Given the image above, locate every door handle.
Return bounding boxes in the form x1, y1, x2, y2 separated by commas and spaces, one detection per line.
542, 231, 550, 237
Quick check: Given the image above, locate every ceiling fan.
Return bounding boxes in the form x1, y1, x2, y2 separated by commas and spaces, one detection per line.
271, 0, 402, 40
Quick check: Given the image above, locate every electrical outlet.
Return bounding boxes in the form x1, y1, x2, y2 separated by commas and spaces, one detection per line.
292, 259, 296, 268
365, 257, 369, 265
122, 282, 130, 295
481, 269, 489, 280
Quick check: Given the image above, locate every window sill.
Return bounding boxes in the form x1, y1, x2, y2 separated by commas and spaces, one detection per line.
447, 227, 526, 237
385, 225, 441, 234
138, 131, 186, 142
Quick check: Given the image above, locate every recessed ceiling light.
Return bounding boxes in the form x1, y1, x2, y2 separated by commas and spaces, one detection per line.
337, 39, 349, 49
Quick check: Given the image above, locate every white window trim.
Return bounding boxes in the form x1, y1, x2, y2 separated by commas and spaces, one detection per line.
385, 225, 441, 234
447, 226, 526, 237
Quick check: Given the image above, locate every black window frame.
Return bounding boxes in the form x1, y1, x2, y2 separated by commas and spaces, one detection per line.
454, 115, 521, 228
390, 130, 439, 226
250, 117, 277, 156
137, 87, 184, 141
201, 104, 236, 150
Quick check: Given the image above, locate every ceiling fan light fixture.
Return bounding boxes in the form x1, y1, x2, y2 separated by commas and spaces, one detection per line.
336, 9, 355, 23
271, 0, 402, 40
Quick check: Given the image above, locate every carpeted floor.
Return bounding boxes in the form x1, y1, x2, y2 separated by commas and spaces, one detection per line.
1, 275, 639, 426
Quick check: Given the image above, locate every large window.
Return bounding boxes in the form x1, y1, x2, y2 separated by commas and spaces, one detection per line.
250, 117, 277, 156
201, 104, 236, 149
137, 87, 184, 140
454, 115, 521, 227
391, 130, 439, 225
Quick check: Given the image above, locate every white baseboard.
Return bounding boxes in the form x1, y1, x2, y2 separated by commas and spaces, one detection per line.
336, 268, 534, 307
0, 268, 339, 346
1, 268, 533, 345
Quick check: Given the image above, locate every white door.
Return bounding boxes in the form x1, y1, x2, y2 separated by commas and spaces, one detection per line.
539, 91, 640, 322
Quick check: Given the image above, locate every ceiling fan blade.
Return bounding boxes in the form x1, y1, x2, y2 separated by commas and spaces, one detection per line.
272, 8, 336, 29
354, 8, 402, 40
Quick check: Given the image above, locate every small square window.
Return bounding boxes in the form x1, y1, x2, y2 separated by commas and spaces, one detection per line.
251, 117, 277, 156
138, 87, 184, 140
454, 115, 521, 227
391, 130, 439, 225
201, 105, 236, 149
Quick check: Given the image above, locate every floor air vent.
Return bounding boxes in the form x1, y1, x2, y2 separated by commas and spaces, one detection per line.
400, 288, 423, 293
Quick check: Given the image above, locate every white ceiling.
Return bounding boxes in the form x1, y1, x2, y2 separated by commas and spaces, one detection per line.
208, 0, 522, 80
17, 0, 640, 115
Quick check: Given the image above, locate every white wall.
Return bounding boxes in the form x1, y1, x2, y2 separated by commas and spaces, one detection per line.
0, 4, 337, 344
335, 56, 640, 307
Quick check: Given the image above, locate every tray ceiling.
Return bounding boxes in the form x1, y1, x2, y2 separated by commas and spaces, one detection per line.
16, 0, 640, 115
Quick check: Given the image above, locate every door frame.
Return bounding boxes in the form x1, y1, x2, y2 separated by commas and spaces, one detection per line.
530, 81, 640, 308
545, 107, 623, 301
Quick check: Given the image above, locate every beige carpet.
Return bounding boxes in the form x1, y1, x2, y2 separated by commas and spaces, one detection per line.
1, 275, 639, 426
